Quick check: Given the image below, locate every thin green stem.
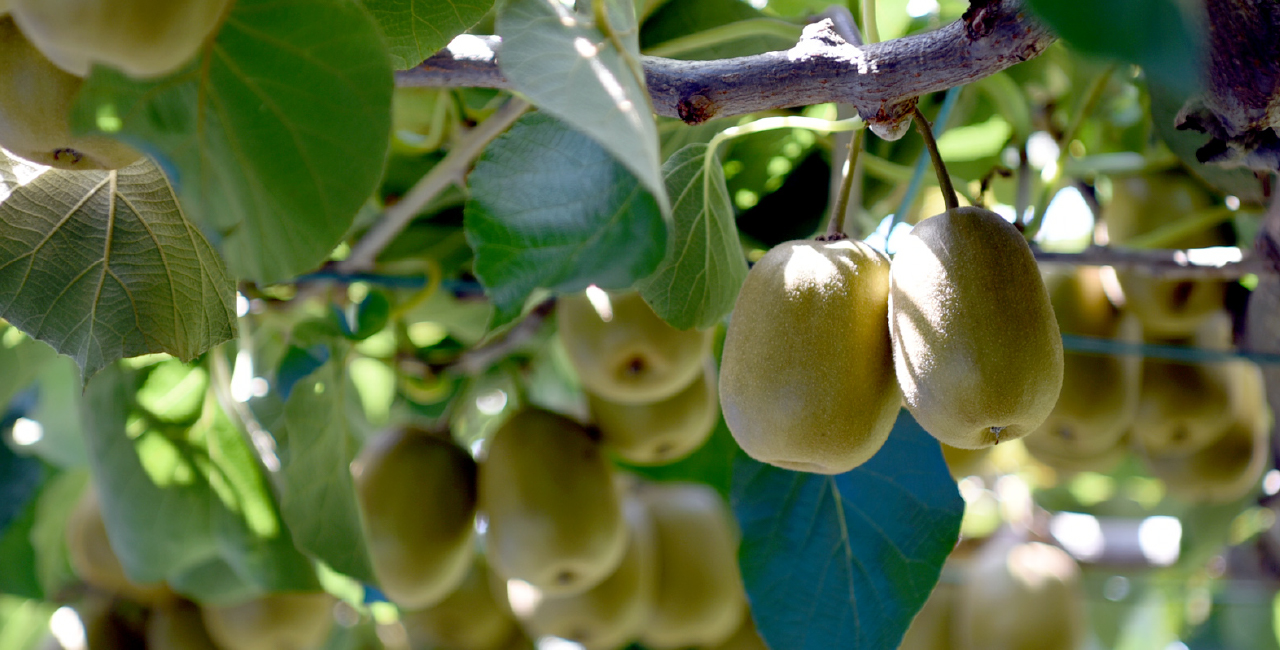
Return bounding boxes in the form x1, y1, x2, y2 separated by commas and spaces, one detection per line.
594, 0, 656, 117
1024, 64, 1117, 239
860, 0, 880, 44
827, 126, 866, 237
642, 19, 803, 57
911, 105, 958, 211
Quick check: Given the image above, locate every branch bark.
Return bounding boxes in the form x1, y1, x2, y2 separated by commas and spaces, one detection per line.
396, 0, 1056, 138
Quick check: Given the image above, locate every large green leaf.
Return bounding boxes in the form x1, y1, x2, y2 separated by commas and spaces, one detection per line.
71, 0, 394, 282
81, 365, 321, 590
80, 366, 219, 583
637, 144, 746, 330
1024, 0, 1202, 96
496, 0, 668, 213
465, 112, 667, 327
732, 411, 964, 650
0, 325, 57, 411
0, 156, 236, 380
267, 350, 376, 583
365, 0, 497, 70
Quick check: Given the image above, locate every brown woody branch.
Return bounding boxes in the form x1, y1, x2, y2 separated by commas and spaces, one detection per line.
396, 0, 1055, 139
1034, 246, 1273, 279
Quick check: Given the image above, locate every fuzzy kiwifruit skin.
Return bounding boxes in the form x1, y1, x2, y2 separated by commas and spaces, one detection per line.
589, 358, 719, 466
719, 238, 901, 474
201, 592, 334, 650
353, 427, 477, 610
952, 539, 1084, 650
11, 0, 228, 78
402, 558, 518, 650
1025, 269, 1142, 460
1107, 173, 1228, 338
480, 409, 628, 596
558, 290, 713, 405
639, 482, 745, 649
889, 207, 1063, 449
0, 17, 141, 169
515, 496, 655, 650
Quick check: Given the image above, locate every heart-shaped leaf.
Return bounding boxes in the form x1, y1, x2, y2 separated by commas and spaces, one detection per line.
71, 0, 394, 282
0, 154, 236, 380
465, 112, 666, 327
732, 411, 964, 650
638, 143, 747, 329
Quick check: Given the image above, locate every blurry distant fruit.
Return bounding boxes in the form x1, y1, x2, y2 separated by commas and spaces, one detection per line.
201, 592, 334, 650
952, 538, 1085, 650
66, 486, 171, 604
590, 358, 719, 465
558, 290, 712, 404
401, 558, 517, 650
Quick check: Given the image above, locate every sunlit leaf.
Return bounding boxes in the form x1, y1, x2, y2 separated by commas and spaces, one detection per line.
365, 0, 497, 69
71, 0, 394, 282
733, 411, 964, 650
497, 0, 668, 213
465, 112, 666, 327
0, 156, 236, 380
637, 144, 746, 330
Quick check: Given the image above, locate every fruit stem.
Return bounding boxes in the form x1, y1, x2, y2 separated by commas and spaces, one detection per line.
859, 0, 880, 45
911, 104, 958, 212
1023, 64, 1116, 239
827, 126, 867, 237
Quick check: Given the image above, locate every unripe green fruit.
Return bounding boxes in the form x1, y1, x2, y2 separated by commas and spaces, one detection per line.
558, 290, 712, 404
353, 427, 477, 610
65, 486, 171, 604
1026, 269, 1141, 459
480, 409, 627, 596
401, 558, 518, 650
890, 207, 1064, 449
719, 238, 901, 474
11, 0, 228, 78
639, 482, 745, 649
147, 600, 220, 650
0, 17, 142, 170
952, 539, 1084, 650
589, 358, 719, 465
515, 495, 655, 650
201, 592, 334, 650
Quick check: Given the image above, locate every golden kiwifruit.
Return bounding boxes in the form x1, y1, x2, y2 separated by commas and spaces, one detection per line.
0, 17, 141, 169
353, 426, 477, 610
890, 207, 1063, 449
401, 558, 518, 650
639, 481, 745, 649
1024, 434, 1130, 475
1025, 269, 1142, 459
147, 600, 220, 650
704, 611, 769, 650
515, 494, 655, 650
1106, 173, 1228, 338
1146, 361, 1270, 503
590, 358, 719, 465
952, 538, 1085, 650
201, 592, 334, 650
898, 580, 955, 650
480, 409, 627, 596
719, 238, 901, 474
65, 485, 171, 604
11, 0, 228, 78
1131, 313, 1235, 456
557, 290, 713, 404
